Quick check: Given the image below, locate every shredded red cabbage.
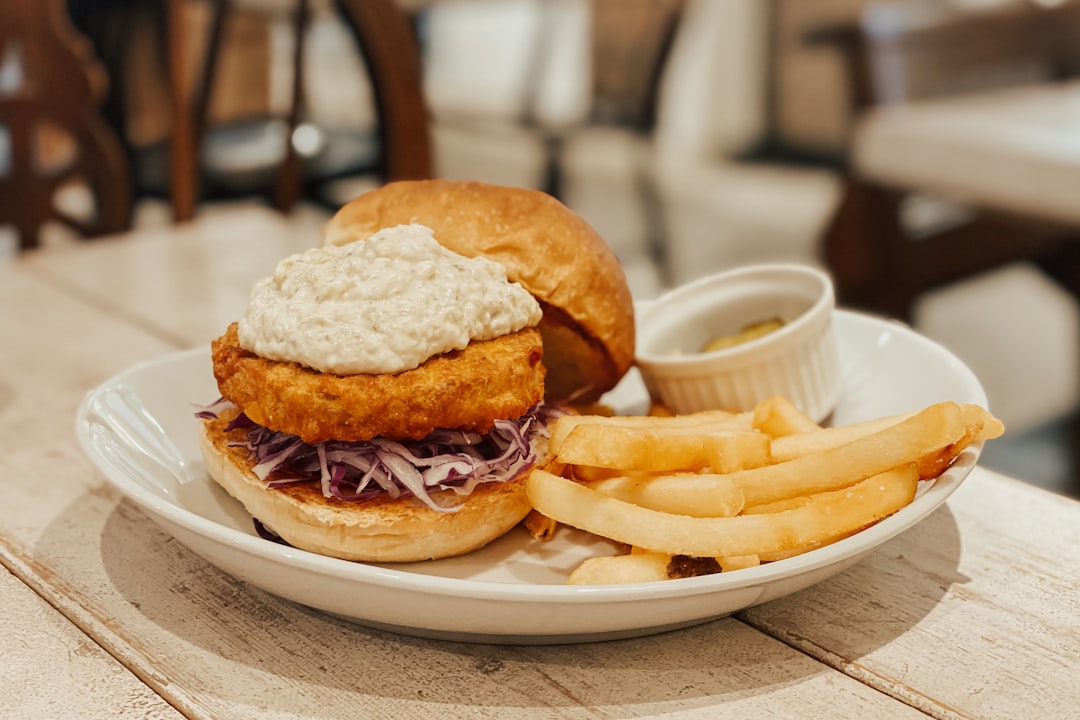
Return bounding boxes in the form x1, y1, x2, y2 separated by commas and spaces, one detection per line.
196, 398, 559, 513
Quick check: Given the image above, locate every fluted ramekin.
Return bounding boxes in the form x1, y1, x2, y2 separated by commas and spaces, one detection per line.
635, 264, 841, 422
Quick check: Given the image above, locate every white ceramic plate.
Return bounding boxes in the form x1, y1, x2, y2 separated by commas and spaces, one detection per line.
76, 310, 987, 644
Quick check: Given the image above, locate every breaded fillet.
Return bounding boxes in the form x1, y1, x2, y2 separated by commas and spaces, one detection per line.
211, 323, 545, 443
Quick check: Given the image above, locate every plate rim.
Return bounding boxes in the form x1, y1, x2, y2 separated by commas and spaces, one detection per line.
76, 308, 987, 606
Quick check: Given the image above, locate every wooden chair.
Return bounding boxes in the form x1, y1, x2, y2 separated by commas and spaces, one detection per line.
167, 0, 432, 221
0, 0, 132, 251
812, 0, 1080, 321
542, 0, 684, 196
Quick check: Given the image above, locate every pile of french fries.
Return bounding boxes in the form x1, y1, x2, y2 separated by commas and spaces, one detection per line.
524, 396, 1004, 585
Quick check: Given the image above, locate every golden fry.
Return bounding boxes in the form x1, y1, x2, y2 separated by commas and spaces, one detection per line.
757, 530, 858, 562
532, 397, 1004, 584
743, 496, 809, 515
567, 553, 670, 585
568, 551, 754, 584
557, 424, 770, 473
717, 554, 761, 572
730, 402, 964, 506
526, 465, 919, 558
548, 411, 753, 454
587, 472, 745, 518
523, 510, 559, 542
770, 412, 915, 462
568, 464, 622, 482
961, 403, 1006, 441
770, 403, 1002, 464
753, 395, 820, 438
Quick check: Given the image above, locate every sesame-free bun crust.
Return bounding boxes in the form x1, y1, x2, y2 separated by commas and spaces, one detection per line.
323, 179, 636, 402
199, 414, 534, 562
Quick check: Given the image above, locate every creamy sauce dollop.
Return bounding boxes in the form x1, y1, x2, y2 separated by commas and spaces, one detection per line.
238, 224, 542, 375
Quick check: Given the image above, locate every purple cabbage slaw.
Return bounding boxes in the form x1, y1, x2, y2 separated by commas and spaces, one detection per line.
196, 398, 559, 513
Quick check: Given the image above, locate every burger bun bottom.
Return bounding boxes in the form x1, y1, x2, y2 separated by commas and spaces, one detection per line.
198, 421, 534, 563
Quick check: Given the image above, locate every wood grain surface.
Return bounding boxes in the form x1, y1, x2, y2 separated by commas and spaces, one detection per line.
3, 204, 1078, 718
2, 567, 184, 720
741, 472, 1080, 720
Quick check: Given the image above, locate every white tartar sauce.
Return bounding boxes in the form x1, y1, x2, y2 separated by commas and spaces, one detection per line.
238, 223, 542, 375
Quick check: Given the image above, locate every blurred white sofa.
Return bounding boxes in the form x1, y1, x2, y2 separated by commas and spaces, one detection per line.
420, 0, 841, 298
645, 0, 841, 286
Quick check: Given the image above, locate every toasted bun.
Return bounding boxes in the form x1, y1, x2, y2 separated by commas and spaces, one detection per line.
323, 179, 635, 402
199, 419, 534, 562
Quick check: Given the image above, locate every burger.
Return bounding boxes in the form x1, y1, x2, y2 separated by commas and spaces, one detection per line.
197, 179, 635, 562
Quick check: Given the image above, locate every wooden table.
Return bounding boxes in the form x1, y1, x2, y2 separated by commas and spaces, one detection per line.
3, 204, 1078, 719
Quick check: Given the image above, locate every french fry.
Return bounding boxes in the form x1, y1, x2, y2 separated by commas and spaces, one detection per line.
526, 465, 919, 558
730, 402, 964, 506
527, 396, 1004, 584
568, 465, 623, 483
753, 396, 820, 438
630, 552, 764, 574
912, 403, 1004, 478
567, 553, 671, 585
916, 422, 980, 479
717, 554, 761, 572
556, 424, 770, 474
965, 403, 1006, 440
743, 496, 809, 515
548, 410, 753, 455
770, 403, 1003, 464
770, 412, 916, 462
523, 510, 559, 542
587, 472, 745, 518
568, 551, 756, 584
757, 530, 857, 562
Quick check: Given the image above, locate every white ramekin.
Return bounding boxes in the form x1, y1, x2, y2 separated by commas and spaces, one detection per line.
635, 263, 841, 422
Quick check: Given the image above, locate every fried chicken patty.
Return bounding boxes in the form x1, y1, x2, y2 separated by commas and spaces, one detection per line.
211, 323, 545, 443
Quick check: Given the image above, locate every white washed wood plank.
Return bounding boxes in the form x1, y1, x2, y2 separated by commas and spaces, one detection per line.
740, 469, 1080, 720
1, 567, 184, 720
18, 510, 933, 720
0, 266, 929, 719
17, 217, 1079, 718
19, 203, 331, 348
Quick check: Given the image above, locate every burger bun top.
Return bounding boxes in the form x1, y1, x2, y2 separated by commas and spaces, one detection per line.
323, 179, 636, 402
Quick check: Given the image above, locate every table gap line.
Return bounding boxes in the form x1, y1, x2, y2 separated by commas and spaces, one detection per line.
0, 539, 211, 720
736, 612, 977, 720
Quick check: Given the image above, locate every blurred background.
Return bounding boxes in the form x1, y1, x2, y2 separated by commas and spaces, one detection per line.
2, 0, 1079, 497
